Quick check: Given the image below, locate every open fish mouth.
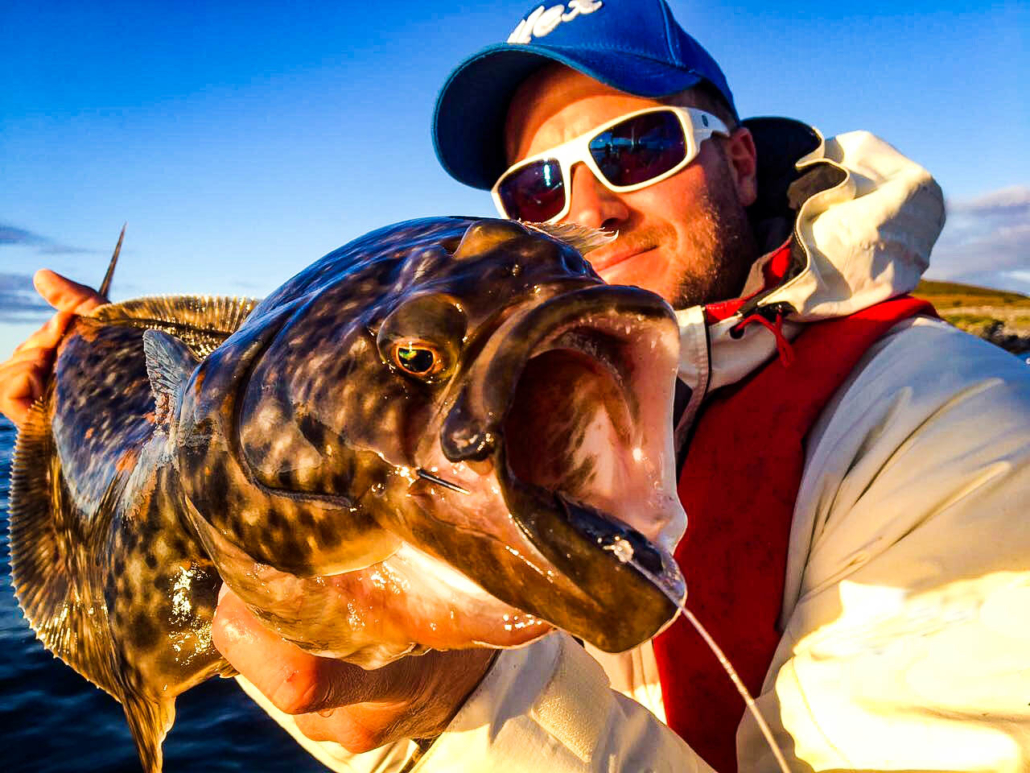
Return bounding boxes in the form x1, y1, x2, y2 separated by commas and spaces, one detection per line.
440, 284, 687, 652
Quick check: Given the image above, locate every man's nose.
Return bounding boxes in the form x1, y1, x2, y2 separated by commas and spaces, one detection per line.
563, 163, 630, 231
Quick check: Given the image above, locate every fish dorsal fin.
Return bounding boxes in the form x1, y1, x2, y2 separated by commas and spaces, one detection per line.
98, 223, 126, 298
90, 295, 260, 357
524, 222, 617, 255
143, 330, 200, 426
9, 396, 122, 700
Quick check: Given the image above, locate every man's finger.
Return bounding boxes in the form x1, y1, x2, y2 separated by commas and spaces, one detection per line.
0, 359, 50, 426
12, 312, 74, 357
292, 703, 402, 753
291, 647, 496, 752
213, 587, 392, 715
1, 312, 72, 427
34, 269, 106, 314
7, 339, 58, 368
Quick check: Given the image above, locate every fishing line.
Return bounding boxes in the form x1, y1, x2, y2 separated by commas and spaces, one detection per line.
606, 538, 792, 773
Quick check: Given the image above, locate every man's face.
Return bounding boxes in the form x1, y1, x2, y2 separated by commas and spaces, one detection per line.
503, 66, 759, 308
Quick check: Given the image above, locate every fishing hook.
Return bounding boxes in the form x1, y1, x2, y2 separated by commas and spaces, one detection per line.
415, 468, 470, 495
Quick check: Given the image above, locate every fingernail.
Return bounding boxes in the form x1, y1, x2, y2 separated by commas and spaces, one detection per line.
218, 583, 230, 603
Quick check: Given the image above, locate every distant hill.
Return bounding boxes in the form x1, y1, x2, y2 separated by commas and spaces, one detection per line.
914, 279, 1030, 308
913, 280, 1030, 355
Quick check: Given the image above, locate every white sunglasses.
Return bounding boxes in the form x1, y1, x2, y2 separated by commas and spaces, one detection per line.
492, 106, 730, 224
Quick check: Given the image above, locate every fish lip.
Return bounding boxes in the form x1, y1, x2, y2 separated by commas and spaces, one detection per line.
491, 285, 680, 532
446, 283, 687, 650
442, 284, 677, 460
495, 469, 686, 652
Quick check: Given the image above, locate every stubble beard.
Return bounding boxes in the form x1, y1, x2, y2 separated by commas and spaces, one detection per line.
669, 165, 759, 310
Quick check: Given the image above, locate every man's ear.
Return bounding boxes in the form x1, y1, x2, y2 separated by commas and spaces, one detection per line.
725, 126, 758, 208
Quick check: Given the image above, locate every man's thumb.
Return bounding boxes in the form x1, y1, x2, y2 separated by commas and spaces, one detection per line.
33, 269, 106, 314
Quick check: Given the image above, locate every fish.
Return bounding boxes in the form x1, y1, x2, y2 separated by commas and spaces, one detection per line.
8, 217, 687, 772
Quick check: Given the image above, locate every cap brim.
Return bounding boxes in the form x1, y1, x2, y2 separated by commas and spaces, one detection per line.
432, 43, 704, 190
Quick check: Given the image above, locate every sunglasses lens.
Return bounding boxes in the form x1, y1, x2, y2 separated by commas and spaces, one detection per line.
589, 111, 686, 187
497, 159, 565, 222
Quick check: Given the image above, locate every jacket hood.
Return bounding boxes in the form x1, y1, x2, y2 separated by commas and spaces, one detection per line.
758, 126, 945, 320
673, 119, 946, 447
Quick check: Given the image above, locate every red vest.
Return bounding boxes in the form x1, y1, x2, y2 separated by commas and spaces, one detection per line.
653, 296, 936, 772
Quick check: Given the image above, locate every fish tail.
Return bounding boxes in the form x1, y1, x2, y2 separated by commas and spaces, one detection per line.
123, 693, 176, 773
8, 393, 122, 698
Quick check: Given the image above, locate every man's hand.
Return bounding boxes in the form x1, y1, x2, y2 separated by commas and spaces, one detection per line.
0, 270, 106, 427
212, 587, 496, 754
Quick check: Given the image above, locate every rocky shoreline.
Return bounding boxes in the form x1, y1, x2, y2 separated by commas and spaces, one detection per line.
938, 306, 1030, 357
913, 281, 1030, 360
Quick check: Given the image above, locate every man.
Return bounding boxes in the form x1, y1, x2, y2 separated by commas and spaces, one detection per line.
4, 2, 1030, 771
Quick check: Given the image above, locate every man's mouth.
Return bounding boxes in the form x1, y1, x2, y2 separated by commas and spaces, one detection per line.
588, 245, 653, 273
585, 233, 663, 274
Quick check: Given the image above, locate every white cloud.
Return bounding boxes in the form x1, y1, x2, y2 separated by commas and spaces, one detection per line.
0, 222, 94, 255
927, 185, 1030, 293
947, 186, 1030, 213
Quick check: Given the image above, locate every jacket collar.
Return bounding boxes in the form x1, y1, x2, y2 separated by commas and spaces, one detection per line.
673, 120, 946, 448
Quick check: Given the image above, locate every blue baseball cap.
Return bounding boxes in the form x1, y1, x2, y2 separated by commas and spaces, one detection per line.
433, 0, 736, 191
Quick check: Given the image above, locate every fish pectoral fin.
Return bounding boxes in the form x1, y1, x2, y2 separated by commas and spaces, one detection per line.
123, 693, 176, 773
143, 329, 200, 426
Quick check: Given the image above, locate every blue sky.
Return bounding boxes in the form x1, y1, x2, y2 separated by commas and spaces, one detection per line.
2, 0, 1028, 357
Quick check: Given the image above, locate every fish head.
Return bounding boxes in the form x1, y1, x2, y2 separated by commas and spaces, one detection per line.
175, 218, 686, 654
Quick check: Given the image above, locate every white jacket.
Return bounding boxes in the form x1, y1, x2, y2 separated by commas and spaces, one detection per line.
241, 132, 1030, 772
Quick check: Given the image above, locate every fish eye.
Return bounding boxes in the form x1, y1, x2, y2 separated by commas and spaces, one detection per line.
376, 293, 465, 382
391, 342, 445, 379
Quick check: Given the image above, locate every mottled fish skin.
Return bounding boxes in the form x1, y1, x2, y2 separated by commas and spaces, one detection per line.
9, 218, 686, 772
171, 218, 685, 662
55, 324, 224, 689
10, 297, 256, 772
